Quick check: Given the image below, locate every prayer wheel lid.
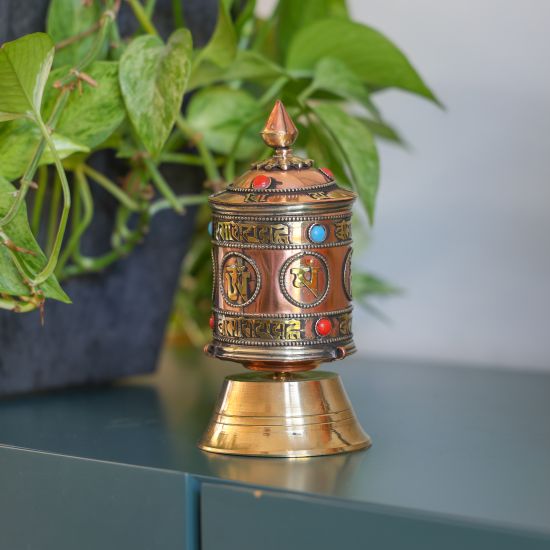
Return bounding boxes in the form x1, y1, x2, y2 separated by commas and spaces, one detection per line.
209, 100, 356, 211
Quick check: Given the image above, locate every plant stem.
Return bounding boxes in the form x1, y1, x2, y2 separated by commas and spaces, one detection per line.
31, 165, 48, 235
159, 152, 210, 166
172, 0, 185, 28
65, 169, 94, 274
82, 164, 140, 211
0, 89, 70, 230
0, 229, 34, 281
55, 20, 101, 51
297, 83, 315, 104
126, 0, 158, 35
112, 205, 132, 247
0, 297, 39, 313
54, 5, 117, 88
150, 193, 208, 216
175, 115, 221, 182
63, 211, 150, 277
31, 117, 72, 287
145, 0, 157, 17
56, 167, 93, 275
109, 20, 124, 60
46, 174, 61, 256
143, 157, 184, 213
223, 111, 265, 182
259, 76, 289, 106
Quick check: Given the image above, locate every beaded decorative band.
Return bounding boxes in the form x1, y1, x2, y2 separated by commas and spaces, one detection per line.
211, 217, 351, 247
212, 309, 352, 346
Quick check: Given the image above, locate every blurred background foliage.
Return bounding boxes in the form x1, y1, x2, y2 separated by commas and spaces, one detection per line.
0, 0, 437, 344
168, 0, 438, 345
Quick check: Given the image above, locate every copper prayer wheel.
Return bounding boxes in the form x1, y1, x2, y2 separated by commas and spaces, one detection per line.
199, 101, 371, 457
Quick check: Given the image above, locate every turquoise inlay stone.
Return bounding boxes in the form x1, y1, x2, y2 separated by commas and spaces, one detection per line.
208, 221, 213, 236
309, 224, 327, 243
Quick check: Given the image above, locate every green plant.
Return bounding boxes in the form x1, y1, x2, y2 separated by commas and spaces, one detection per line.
0, 0, 437, 337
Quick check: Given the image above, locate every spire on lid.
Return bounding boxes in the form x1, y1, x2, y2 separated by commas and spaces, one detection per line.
252, 100, 313, 171
261, 100, 298, 149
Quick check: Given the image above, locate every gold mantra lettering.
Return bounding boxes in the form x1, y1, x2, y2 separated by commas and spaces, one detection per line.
243, 193, 269, 202
216, 221, 290, 244
309, 191, 331, 200
309, 190, 352, 200
218, 317, 304, 340
334, 219, 352, 241
339, 313, 352, 335
291, 265, 320, 298
224, 262, 251, 303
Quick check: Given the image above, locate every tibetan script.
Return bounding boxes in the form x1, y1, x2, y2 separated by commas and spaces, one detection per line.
218, 317, 304, 341
215, 221, 291, 245
334, 219, 352, 241
338, 313, 352, 336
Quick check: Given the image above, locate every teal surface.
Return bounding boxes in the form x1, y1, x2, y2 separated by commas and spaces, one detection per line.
0, 446, 190, 550
0, 353, 549, 549
201, 483, 550, 550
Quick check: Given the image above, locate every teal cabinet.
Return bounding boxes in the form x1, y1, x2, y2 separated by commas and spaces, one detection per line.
0, 355, 549, 549
0, 446, 189, 550
200, 483, 550, 550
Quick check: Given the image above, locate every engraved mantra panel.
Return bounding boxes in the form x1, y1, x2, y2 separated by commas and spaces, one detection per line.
215, 221, 291, 245
279, 252, 330, 308
215, 311, 352, 344
212, 218, 352, 246
220, 252, 260, 307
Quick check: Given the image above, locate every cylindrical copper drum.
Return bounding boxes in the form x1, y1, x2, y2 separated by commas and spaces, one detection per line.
199, 101, 371, 456
206, 164, 357, 372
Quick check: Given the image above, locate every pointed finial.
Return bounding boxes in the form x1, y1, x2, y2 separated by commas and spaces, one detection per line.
261, 100, 298, 149
251, 100, 312, 170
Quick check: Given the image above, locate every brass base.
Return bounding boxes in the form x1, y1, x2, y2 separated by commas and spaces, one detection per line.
198, 371, 371, 457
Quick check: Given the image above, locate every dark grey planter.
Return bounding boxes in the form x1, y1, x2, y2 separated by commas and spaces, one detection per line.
0, 0, 217, 395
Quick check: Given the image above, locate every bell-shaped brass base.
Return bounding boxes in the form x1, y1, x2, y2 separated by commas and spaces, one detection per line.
198, 371, 371, 457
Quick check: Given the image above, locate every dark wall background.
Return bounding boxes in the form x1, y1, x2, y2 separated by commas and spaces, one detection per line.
0, 0, 217, 395
0, 0, 217, 45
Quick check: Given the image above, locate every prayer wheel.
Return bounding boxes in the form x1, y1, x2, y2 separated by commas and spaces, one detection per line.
199, 101, 371, 457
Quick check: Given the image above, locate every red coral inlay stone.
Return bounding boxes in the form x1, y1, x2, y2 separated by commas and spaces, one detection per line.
315, 317, 332, 337
209, 315, 215, 330
319, 167, 334, 180
252, 175, 272, 189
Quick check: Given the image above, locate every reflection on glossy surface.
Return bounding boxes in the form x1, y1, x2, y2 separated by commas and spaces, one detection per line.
1, 349, 550, 533
0, 382, 174, 467
205, 451, 365, 494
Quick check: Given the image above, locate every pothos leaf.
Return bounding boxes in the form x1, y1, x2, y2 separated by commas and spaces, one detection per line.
0, 33, 54, 121
0, 119, 89, 181
274, 0, 349, 61
187, 87, 263, 160
188, 50, 285, 90
194, 0, 237, 69
0, 176, 70, 303
119, 29, 193, 157
308, 57, 379, 118
312, 103, 379, 223
44, 61, 125, 149
352, 271, 401, 300
46, 0, 107, 68
287, 19, 439, 103
361, 118, 405, 145
305, 120, 351, 187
